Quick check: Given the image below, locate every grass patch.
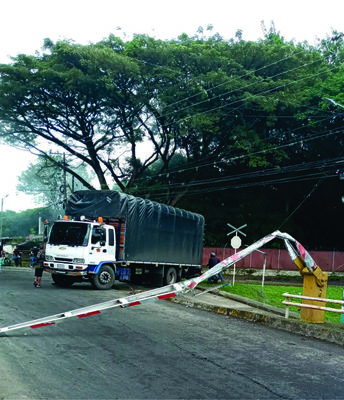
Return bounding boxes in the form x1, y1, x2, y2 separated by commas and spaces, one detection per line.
201, 282, 344, 323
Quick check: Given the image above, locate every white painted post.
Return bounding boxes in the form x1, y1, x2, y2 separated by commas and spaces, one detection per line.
227, 223, 247, 287
262, 254, 267, 290
341, 287, 344, 324
231, 235, 242, 286
285, 296, 290, 319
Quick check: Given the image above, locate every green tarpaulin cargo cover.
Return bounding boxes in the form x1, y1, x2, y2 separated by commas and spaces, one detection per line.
66, 190, 205, 266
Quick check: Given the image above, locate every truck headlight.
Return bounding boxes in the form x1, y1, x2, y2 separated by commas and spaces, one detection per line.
45, 255, 54, 261
73, 258, 85, 264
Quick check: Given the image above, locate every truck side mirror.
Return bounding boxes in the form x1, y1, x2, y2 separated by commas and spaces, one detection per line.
99, 229, 106, 247
44, 225, 48, 243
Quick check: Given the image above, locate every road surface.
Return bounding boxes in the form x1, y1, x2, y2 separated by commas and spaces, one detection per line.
0, 270, 344, 399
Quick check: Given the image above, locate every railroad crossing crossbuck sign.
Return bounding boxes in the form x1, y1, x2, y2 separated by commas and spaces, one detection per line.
227, 223, 247, 249
227, 223, 247, 285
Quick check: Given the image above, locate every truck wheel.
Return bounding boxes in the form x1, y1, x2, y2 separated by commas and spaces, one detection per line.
91, 265, 115, 290
164, 267, 177, 285
52, 274, 75, 287
4, 257, 11, 266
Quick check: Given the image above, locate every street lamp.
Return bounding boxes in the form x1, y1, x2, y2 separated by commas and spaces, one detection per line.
324, 97, 344, 203
0, 194, 9, 238
323, 97, 344, 109
326, 96, 344, 322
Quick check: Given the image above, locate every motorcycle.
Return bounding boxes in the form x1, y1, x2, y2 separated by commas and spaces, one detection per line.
208, 274, 223, 284
1, 252, 11, 266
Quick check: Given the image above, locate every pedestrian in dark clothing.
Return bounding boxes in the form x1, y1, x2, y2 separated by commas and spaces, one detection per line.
30, 246, 39, 267
33, 245, 45, 288
13, 248, 22, 266
208, 252, 224, 283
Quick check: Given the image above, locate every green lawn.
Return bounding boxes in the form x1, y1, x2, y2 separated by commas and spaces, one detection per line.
202, 281, 344, 323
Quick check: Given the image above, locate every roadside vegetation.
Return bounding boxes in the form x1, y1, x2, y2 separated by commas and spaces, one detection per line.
202, 281, 344, 323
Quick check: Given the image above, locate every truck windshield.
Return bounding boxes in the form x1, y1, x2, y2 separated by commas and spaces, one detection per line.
48, 222, 90, 246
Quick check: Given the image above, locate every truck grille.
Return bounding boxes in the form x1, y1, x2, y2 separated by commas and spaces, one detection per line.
55, 257, 73, 263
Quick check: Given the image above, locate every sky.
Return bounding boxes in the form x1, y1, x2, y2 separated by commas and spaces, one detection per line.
0, 0, 343, 211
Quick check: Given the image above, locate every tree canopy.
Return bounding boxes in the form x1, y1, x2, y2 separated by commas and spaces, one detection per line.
1, 29, 344, 248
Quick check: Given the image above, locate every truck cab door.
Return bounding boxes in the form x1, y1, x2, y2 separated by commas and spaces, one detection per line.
88, 226, 116, 264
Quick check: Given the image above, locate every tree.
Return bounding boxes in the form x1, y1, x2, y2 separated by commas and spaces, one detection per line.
0, 34, 332, 201
1, 207, 57, 238
1, 31, 344, 249
17, 155, 92, 208
0, 39, 162, 192
126, 32, 332, 207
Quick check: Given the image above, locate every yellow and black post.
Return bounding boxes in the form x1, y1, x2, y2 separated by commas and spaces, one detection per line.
293, 256, 328, 323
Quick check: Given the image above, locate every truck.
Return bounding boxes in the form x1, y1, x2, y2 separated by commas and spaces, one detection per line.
43, 190, 205, 290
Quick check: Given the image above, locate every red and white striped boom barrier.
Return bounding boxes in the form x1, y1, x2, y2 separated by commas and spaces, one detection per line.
0, 230, 316, 335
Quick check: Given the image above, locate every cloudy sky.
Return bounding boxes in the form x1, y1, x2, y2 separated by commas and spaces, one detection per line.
1, 0, 343, 210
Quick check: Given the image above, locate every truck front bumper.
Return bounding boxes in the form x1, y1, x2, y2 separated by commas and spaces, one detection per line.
43, 262, 88, 276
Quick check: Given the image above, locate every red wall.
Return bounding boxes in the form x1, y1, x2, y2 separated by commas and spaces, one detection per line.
202, 247, 344, 272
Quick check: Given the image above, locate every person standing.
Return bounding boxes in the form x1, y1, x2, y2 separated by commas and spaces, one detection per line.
0, 249, 3, 272
13, 248, 22, 266
207, 252, 224, 283
33, 245, 45, 288
30, 246, 39, 267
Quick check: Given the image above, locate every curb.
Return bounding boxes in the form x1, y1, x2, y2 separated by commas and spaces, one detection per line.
211, 288, 298, 317
173, 290, 344, 346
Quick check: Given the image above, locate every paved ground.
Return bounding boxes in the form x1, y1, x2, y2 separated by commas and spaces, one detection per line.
3, 269, 344, 399
2, 266, 344, 346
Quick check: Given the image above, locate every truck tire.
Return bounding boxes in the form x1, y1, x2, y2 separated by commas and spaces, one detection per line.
52, 274, 75, 287
91, 265, 115, 290
3, 257, 11, 266
164, 267, 177, 285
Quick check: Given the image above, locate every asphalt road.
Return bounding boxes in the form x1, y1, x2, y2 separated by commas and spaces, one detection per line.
1, 270, 344, 400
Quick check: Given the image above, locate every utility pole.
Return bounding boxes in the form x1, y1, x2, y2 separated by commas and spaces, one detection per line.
63, 153, 67, 207
0, 194, 9, 238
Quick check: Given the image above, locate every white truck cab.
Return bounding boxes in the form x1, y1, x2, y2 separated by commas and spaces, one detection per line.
44, 217, 117, 289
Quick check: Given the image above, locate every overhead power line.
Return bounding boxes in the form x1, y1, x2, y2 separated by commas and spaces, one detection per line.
138, 47, 315, 113
127, 154, 344, 201
130, 125, 344, 185
160, 56, 325, 120
123, 54, 339, 188
131, 171, 338, 202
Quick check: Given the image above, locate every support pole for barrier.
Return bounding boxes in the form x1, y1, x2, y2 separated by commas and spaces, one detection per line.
284, 240, 328, 324
301, 269, 328, 323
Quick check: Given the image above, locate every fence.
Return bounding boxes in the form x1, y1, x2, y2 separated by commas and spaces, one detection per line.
203, 247, 344, 272
282, 293, 344, 319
